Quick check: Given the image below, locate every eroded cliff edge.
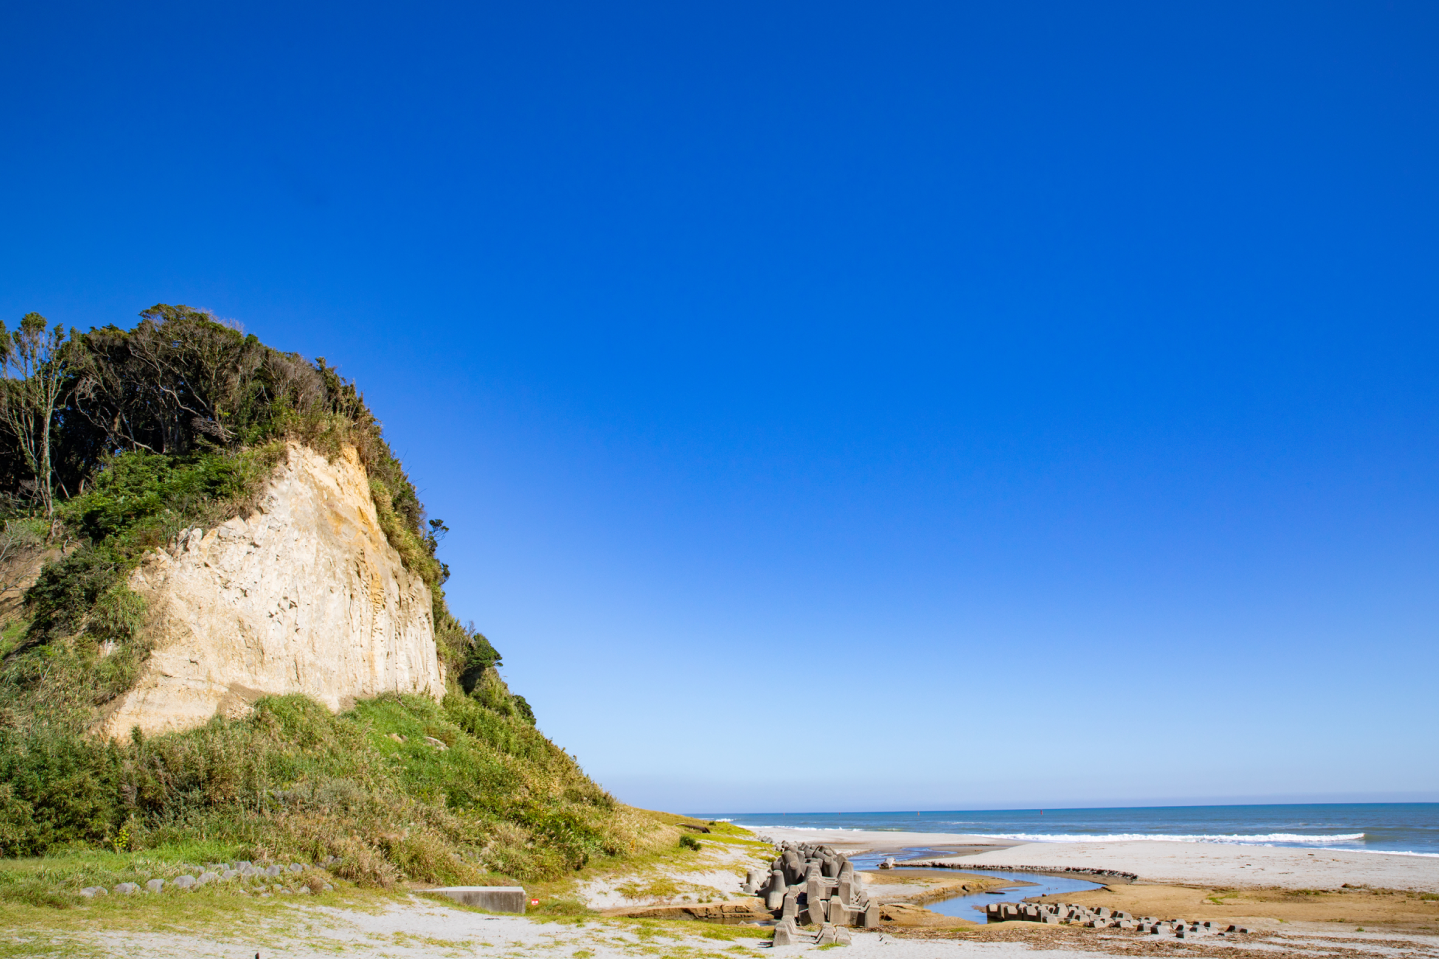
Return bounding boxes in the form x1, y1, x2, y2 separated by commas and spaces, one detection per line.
93, 443, 444, 739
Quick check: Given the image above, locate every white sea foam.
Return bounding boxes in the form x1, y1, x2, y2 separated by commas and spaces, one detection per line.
967, 832, 1367, 845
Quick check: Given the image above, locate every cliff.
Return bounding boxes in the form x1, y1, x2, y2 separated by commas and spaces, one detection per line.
93, 443, 444, 739
0, 306, 655, 880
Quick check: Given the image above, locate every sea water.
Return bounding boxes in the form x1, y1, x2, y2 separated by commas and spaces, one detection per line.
704, 803, 1439, 856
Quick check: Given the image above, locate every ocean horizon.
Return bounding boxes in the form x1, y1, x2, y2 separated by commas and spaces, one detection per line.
696, 803, 1439, 856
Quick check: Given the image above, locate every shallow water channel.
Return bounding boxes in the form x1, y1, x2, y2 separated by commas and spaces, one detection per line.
850, 848, 1103, 920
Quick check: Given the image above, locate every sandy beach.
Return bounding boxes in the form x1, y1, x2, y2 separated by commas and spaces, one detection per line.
746, 826, 1021, 855
748, 826, 1439, 892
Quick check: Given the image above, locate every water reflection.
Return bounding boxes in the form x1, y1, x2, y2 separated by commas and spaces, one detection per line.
848, 849, 1101, 920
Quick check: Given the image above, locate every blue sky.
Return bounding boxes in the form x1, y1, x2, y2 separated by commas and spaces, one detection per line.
3, 0, 1437, 812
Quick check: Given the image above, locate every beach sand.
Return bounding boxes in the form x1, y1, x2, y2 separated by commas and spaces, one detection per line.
750, 826, 1439, 892
949, 839, 1439, 892
746, 826, 1021, 855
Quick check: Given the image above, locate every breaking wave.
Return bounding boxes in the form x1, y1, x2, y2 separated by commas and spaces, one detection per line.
968, 832, 1367, 845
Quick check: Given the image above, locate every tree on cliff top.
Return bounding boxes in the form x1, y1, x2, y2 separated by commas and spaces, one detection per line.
0, 313, 76, 521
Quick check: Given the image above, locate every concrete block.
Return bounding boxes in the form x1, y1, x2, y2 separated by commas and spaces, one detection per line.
837, 878, 852, 905
863, 902, 881, 929
829, 900, 850, 926
815, 923, 839, 946
773, 918, 799, 946
420, 886, 527, 913
781, 890, 799, 921
766, 873, 786, 910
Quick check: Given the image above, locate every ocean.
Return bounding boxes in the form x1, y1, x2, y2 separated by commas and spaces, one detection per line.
704, 803, 1439, 857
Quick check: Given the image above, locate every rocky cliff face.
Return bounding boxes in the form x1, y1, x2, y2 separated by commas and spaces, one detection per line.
93, 443, 444, 739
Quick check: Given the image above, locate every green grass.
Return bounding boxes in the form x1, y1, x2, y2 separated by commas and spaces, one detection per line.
1, 692, 667, 887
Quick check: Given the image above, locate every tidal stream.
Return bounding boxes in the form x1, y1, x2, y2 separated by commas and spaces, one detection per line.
849, 847, 1103, 919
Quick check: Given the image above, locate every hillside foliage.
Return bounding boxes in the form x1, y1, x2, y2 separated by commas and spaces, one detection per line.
0, 306, 625, 881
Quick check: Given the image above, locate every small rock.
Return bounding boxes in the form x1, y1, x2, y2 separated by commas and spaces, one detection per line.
223, 870, 239, 880
265, 865, 282, 877
80, 886, 107, 898
114, 882, 139, 895
322, 883, 334, 892
198, 871, 219, 885
145, 879, 165, 893
173, 875, 196, 889
288, 863, 303, 873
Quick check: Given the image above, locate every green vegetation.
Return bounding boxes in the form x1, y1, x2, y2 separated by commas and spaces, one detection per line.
0, 305, 659, 885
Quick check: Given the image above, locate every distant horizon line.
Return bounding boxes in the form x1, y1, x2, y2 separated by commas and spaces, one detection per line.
690, 800, 1439, 816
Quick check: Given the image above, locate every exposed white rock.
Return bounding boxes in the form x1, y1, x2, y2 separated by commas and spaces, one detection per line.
92, 443, 443, 739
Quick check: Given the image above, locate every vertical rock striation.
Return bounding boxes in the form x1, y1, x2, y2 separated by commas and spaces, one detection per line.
93, 443, 444, 739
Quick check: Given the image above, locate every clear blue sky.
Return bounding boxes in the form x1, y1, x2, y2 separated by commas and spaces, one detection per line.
3, 1, 1436, 812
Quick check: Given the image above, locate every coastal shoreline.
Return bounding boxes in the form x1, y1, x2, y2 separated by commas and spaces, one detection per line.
744, 826, 1439, 892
